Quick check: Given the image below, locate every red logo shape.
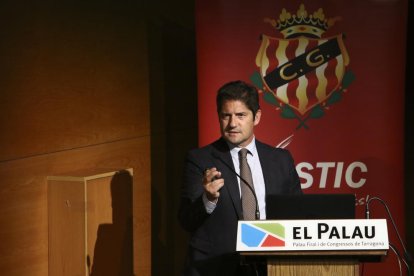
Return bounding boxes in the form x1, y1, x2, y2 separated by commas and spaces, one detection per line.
261, 234, 285, 247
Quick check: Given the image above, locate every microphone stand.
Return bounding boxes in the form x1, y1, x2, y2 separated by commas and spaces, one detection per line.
366, 196, 412, 275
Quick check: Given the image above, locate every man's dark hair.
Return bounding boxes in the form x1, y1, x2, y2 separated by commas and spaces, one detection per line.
216, 80, 260, 117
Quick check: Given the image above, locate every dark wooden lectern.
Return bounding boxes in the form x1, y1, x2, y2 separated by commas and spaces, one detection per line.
241, 249, 387, 276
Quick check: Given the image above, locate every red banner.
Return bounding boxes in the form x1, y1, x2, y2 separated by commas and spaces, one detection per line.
195, 1, 408, 275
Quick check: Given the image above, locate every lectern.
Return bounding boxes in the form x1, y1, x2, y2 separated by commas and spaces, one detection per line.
237, 219, 388, 276
242, 249, 387, 276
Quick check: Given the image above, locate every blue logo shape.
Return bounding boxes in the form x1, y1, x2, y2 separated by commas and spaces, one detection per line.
241, 223, 266, 247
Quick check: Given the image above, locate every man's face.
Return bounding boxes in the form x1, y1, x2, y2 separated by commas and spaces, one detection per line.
219, 100, 261, 147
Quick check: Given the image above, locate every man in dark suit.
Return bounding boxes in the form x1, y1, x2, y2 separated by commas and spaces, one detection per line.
178, 80, 302, 276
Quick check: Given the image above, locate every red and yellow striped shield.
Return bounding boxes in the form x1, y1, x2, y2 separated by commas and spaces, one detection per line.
256, 34, 349, 115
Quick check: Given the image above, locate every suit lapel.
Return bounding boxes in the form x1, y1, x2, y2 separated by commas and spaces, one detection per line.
256, 141, 275, 195
211, 139, 243, 219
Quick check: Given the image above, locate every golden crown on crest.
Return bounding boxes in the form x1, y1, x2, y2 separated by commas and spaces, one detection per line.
265, 4, 340, 39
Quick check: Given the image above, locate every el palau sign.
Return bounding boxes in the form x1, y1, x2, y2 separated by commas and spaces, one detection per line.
237, 219, 388, 251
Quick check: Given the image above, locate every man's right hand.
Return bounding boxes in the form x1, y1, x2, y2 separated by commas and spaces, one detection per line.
203, 167, 224, 202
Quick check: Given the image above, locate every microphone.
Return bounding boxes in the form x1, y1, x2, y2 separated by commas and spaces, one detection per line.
366, 196, 412, 275
212, 151, 260, 220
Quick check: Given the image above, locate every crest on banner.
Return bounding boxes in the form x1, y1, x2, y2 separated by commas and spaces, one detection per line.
251, 4, 355, 129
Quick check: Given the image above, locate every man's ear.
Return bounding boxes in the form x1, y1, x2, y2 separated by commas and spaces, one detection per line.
254, 109, 262, 126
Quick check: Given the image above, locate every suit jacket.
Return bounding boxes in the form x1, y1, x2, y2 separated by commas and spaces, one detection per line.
178, 138, 302, 276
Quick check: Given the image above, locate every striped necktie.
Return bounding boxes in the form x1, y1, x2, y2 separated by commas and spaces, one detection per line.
239, 148, 256, 220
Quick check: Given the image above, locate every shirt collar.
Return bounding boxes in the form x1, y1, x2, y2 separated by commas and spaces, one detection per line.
227, 137, 257, 158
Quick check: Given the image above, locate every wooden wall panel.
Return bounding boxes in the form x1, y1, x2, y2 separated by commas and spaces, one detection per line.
48, 169, 134, 276
48, 178, 86, 276
0, 138, 150, 275
0, 1, 149, 161
0, 2, 151, 275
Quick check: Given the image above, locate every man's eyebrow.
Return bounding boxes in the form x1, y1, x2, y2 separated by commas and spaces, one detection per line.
220, 111, 249, 115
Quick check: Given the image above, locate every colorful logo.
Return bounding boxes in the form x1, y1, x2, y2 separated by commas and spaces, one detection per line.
241, 222, 285, 247
251, 4, 355, 130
